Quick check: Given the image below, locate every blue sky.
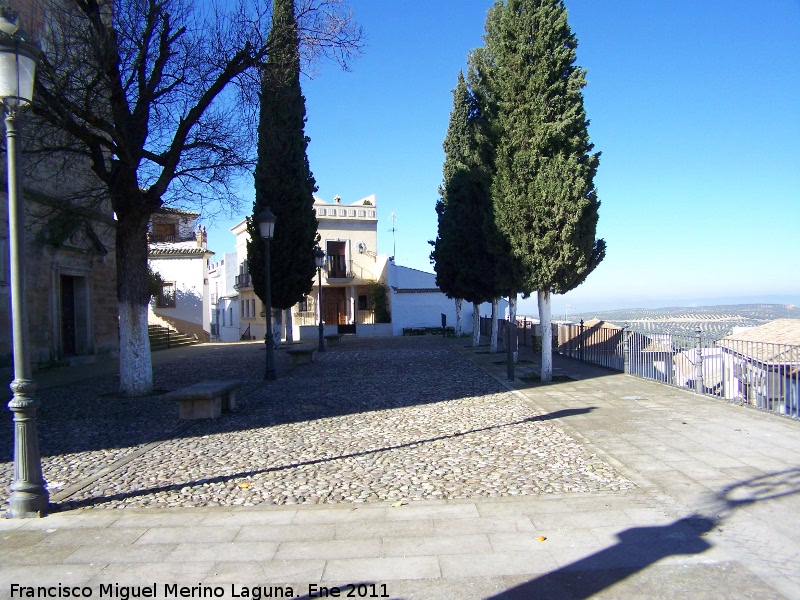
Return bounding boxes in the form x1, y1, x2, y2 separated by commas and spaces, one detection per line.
205, 0, 800, 317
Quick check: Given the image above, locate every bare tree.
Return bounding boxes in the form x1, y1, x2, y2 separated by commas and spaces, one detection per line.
29, 0, 362, 395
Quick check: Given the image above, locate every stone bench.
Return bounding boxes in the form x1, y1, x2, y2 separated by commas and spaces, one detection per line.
164, 380, 242, 420
324, 334, 343, 346
287, 345, 316, 365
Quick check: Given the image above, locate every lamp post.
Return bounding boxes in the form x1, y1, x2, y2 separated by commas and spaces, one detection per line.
314, 247, 326, 352
0, 10, 48, 517
257, 209, 276, 381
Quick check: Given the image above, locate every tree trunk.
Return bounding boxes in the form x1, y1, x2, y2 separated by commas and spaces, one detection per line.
115, 210, 154, 396
472, 302, 480, 347
455, 298, 463, 336
509, 294, 518, 363
273, 308, 282, 348
284, 308, 294, 344
538, 290, 552, 382
490, 297, 499, 353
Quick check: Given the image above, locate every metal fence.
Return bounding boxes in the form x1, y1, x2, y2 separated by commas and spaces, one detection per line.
557, 321, 800, 420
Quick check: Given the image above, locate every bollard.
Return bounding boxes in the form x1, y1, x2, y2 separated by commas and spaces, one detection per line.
695, 326, 704, 394
623, 323, 630, 375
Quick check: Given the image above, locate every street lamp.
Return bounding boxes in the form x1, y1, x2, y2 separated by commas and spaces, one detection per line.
314, 246, 326, 352
257, 209, 276, 381
0, 10, 48, 517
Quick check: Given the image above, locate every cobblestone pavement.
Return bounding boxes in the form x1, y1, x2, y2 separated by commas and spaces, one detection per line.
1, 336, 634, 512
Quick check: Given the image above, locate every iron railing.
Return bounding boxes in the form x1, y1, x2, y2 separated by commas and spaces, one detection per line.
356, 309, 375, 324
294, 310, 317, 326
557, 322, 800, 419
234, 273, 252, 290
147, 233, 196, 244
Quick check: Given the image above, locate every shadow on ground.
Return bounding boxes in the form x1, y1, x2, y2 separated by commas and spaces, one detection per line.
489, 467, 800, 599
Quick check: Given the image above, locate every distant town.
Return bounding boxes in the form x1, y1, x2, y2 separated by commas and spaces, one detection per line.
562, 303, 799, 340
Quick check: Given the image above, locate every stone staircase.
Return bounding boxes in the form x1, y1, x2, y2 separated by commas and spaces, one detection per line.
148, 324, 200, 351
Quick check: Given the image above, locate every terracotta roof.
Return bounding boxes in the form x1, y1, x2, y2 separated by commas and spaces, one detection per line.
149, 247, 209, 256
640, 341, 675, 353
154, 207, 200, 217
717, 319, 800, 364
718, 319, 800, 346
581, 318, 623, 330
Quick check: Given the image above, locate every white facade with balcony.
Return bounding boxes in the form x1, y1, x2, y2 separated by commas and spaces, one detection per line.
216, 193, 498, 342
230, 220, 267, 341
208, 252, 240, 342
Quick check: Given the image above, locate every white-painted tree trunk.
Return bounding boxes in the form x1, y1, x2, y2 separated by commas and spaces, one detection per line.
538, 290, 552, 382
284, 308, 294, 344
455, 298, 463, 336
273, 308, 282, 348
118, 301, 153, 396
509, 294, 518, 363
490, 297, 499, 353
472, 303, 481, 347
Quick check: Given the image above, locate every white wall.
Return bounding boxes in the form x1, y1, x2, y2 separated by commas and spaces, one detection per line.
388, 263, 505, 336
150, 255, 206, 328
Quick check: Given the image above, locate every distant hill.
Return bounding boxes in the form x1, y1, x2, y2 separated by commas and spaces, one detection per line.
568, 303, 799, 340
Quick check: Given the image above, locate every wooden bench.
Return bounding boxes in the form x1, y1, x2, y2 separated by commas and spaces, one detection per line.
287, 345, 316, 365
164, 380, 242, 420
324, 334, 343, 346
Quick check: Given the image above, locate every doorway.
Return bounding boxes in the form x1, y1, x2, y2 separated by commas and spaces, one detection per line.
322, 287, 347, 326
60, 275, 76, 356
59, 274, 90, 358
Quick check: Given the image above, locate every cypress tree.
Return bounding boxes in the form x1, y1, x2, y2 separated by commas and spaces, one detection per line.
248, 0, 319, 341
484, 0, 605, 379
430, 69, 499, 344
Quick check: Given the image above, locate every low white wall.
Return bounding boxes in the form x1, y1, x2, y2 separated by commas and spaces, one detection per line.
357, 323, 393, 338
297, 323, 392, 339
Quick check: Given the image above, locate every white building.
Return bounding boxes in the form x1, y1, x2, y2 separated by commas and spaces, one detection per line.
208, 252, 240, 342
212, 194, 506, 342
387, 263, 502, 336
230, 219, 267, 341
148, 208, 213, 341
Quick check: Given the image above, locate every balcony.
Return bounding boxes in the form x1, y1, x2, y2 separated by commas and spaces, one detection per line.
326, 258, 354, 281
234, 273, 252, 290
147, 233, 196, 244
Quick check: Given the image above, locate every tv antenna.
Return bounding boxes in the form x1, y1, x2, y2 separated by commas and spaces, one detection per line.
389, 211, 397, 260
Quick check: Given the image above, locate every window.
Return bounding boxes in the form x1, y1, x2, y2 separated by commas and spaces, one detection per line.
299, 296, 309, 312
251, 299, 256, 319
229, 307, 233, 324
241, 300, 246, 318
317, 208, 326, 216
156, 282, 176, 308
358, 295, 368, 311
153, 223, 176, 242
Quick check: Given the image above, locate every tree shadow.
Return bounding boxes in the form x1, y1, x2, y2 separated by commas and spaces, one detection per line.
54, 407, 596, 510
489, 467, 800, 599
